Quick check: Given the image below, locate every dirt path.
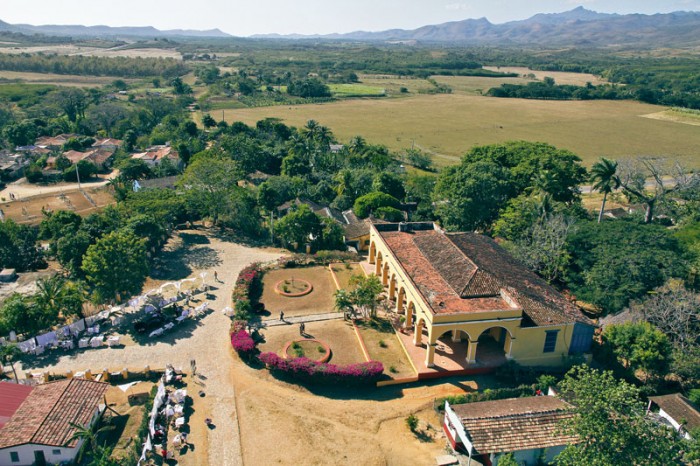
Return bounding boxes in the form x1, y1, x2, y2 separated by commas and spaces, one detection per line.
22, 230, 283, 466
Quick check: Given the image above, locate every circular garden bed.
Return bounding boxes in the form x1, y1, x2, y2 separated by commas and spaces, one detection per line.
282, 338, 331, 363
274, 278, 313, 297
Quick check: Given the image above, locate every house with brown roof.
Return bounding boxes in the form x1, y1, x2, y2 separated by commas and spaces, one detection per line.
0, 379, 109, 466
369, 222, 595, 369
444, 395, 576, 466
91, 138, 123, 150
34, 134, 78, 150
131, 145, 180, 168
648, 393, 700, 440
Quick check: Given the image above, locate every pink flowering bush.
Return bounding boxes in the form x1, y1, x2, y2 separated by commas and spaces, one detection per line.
231, 330, 256, 360
259, 352, 384, 386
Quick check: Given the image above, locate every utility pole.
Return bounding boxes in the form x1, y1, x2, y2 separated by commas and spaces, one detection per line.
75, 163, 81, 189
269, 212, 274, 244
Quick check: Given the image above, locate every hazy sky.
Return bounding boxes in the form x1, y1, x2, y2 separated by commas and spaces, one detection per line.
2, 0, 699, 36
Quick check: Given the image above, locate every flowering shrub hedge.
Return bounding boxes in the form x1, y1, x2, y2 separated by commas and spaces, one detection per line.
232, 262, 263, 302
231, 329, 257, 360
259, 351, 384, 386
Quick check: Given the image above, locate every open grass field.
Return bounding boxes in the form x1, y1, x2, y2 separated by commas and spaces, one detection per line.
0, 186, 115, 225
330, 262, 363, 290
0, 44, 182, 59
219, 92, 700, 168
483, 66, 609, 86
432, 74, 531, 95
0, 70, 137, 88
328, 83, 386, 97
355, 317, 416, 379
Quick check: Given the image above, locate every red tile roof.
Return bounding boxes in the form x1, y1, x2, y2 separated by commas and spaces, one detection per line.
649, 393, 700, 431
378, 226, 591, 325
0, 379, 109, 449
452, 396, 577, 454
0, 383, 33, 430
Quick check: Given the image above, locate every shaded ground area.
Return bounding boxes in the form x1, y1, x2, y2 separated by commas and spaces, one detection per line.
260, 267, 336, 318
151, 231, 222, 281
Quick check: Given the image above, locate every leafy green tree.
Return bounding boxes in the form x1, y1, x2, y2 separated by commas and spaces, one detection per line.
219, 188, 262, 236
404, 147, 433, 171
40, 210, 82, 242
281, 153, 311, 177
433, 160, 512, 231
353, 192, 401, 219
53, 88, 88, 122
82, 231, 148, 304
495, 452, 519, 466
274, 205, 322, 250
318, 217, 346, 251
601, 322, 672, 381
257, 176, 305, 212
372, 172, 406, 201
590, 157, 620, 223
566, 220, 686, 313
287, 78, 331, 98
556, 365, 683, 466
116, 158, 152, 181
63, 160, 98, 182
0, 219, 45, 272
405, 173, 436, 221
374, 206, 404, 222
202, 114, 216, 128
339, 274, 384, 319
178, 155, 243, 225
3, 120, 38, 146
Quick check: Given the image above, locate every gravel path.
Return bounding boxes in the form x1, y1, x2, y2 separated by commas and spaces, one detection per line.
21, 231, 283, 466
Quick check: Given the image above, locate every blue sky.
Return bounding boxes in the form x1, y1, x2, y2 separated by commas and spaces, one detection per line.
2, 0, 699, 36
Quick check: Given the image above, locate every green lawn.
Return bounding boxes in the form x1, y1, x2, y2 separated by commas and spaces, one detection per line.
329, 83, 386, 97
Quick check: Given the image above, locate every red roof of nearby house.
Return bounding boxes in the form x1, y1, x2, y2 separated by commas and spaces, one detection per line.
92, 138, 123, 148
0, 379, 109, 449
0, 383, 33, 430
63, 150, 89, 164
451, 396, 577, 454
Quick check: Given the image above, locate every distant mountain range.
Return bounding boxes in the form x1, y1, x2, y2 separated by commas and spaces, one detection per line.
0, 18, 230, 39
253, 7, 700, 47
1, 7, 699, 46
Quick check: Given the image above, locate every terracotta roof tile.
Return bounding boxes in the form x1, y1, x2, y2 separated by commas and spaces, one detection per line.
649, 393, 700, 431
0, 379, 109, 449
452, 396, 577, 453
379, 227, 591, 325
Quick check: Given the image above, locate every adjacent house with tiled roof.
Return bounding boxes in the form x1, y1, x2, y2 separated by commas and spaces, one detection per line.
0, 379, 109, 466
648, 393, 700, 440
131, 145, 180, 168
91, 138, 123, 150
34, 134, 78, 150
444, 395, 577, 466
369, 222, 595, 368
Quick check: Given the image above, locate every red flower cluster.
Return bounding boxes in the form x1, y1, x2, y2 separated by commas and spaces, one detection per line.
232, 262, 262, 302
231, 330, 256, 354
259, 352, 384, 385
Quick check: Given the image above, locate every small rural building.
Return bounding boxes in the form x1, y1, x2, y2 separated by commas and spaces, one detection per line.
91, 138, 123, 150
443, 396, 576, 465
34, 134, 77, 150
369, 222, 595, 368
133, 175, 179, 192
0, 379, 109, 466
131, 145, 180, 168
648, 393, 700, 440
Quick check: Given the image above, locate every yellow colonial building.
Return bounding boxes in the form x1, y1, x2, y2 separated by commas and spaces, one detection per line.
368, 222, 595, 369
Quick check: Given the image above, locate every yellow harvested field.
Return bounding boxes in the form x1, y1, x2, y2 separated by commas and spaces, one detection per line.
483, 66, 609, 86
219, 94, 700, 167
0, 70, 135, 87
0, 44, 181, 59
641, 109, 700, 127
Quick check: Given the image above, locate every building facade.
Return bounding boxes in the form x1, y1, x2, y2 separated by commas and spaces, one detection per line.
368, 222, 594, 368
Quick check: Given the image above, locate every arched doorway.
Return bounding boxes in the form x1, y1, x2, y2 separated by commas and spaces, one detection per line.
396, 287, 406, 314
382, 262, 390, 286
474, 327, 511, 366
369, 242, 376, 264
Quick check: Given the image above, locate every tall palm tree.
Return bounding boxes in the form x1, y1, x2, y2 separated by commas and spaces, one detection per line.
64, 421, 114, 464
590, 157, 620, 223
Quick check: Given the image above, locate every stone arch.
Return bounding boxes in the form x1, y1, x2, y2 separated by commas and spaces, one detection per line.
413, 317, 427, 346
369, 241, 377, 264
396, 287, 406, 313
405, 300, 416, 327
375, 251, 383, 276
474, 326, 513, 365
389, 274, 397, 301
382, 261, 390, 286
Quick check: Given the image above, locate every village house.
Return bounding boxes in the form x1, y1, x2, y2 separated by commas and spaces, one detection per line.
648, 393, 700, 440
58, 148, 115, 171
0, 152, 30, 181
443, 395, 577, 465
131, 145, 180, 168
0, 379, 109, 466
91, 138, 123, 150
33, 134, 78, 151
368, 222, 595, 369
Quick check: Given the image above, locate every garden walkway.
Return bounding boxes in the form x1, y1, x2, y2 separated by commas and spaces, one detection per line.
262, 312, 344, 327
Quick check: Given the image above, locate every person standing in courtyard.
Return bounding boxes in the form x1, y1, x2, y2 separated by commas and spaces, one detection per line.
280, 311, 284, 322
300, 322, 305, 335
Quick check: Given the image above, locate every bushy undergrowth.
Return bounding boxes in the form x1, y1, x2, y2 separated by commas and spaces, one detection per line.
259, 351, 384, 386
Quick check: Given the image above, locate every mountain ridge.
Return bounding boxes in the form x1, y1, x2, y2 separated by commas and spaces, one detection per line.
251, 7, 700, 47
0, 20, 231, 38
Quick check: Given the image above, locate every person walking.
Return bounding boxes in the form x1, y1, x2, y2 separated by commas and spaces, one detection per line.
299, 322, 305, 335
279, 311, 284, 322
